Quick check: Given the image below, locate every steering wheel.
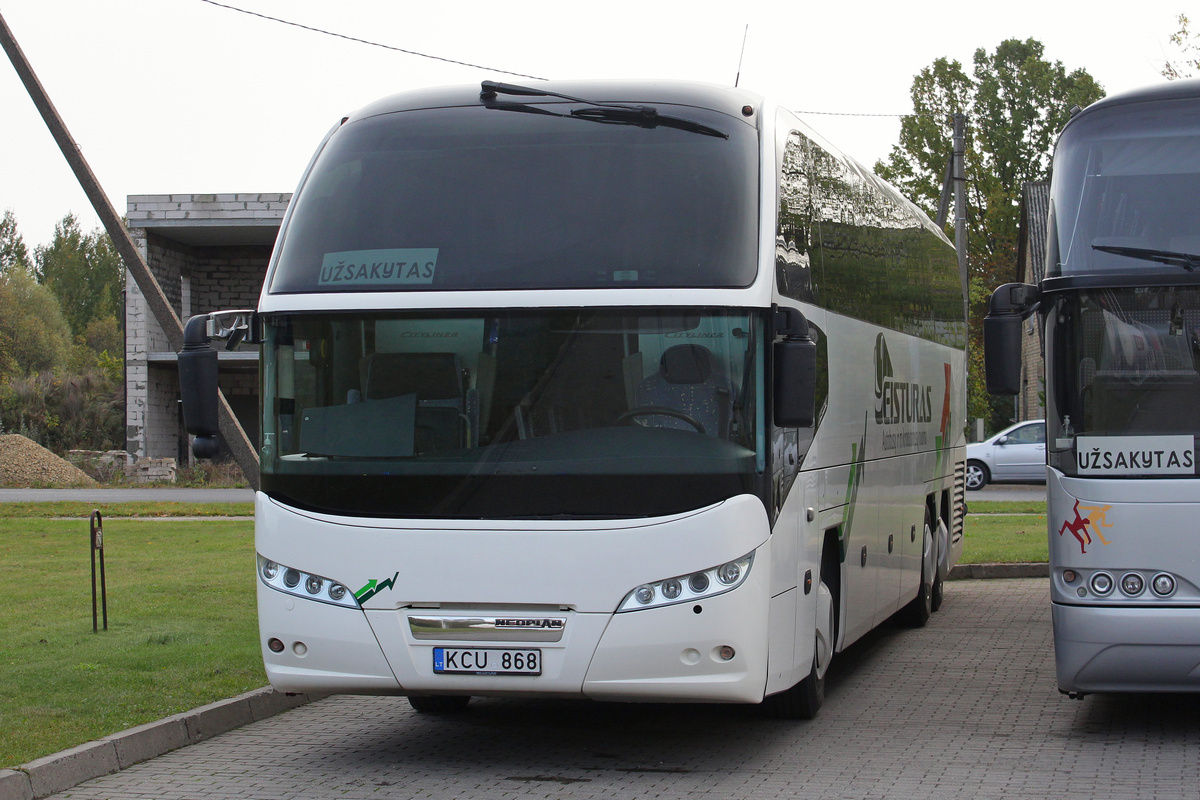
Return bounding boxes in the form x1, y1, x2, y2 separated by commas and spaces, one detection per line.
615, 406, 706, 434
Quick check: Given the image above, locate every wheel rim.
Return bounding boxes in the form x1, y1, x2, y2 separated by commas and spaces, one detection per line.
966, 464, 984, 489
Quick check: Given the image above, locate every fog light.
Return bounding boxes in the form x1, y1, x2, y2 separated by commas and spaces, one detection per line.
1091, 572, 1114, 595
267, 637, 284, 653
634, 585, 655, 605
1152, 573, 1176, 596
1062, 569, 1077, 584
718, 645, 735, 661
1120, 573, 1144, 596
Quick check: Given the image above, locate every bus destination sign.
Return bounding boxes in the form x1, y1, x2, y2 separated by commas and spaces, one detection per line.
1075, 435, 1196, 476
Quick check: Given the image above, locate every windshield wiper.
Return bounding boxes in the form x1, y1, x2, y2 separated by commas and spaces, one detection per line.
1091, 243, 1200, 272
480, 80, 729, 139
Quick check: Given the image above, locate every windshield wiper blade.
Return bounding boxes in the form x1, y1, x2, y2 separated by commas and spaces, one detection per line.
480, 80, 728, 139
1091, 243, 1200, 272
570, 106, 728, 138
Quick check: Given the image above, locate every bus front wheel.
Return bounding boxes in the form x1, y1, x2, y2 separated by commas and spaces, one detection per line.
763, 579, 833, 720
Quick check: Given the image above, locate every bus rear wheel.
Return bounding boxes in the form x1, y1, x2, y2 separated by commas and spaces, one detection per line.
407, 695, 471, 713
901, 506, 936, 627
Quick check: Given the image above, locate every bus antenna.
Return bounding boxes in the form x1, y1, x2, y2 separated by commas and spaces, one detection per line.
735, 24, 749, 87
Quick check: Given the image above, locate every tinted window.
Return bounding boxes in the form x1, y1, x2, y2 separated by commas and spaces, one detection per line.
775, 128, 964, 347
269, 104, 759, 294
1050, 98, 1200, 276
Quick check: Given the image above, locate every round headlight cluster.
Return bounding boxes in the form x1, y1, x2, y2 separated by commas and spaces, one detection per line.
619, 553, 755, 612
1079, 569, 1180, 599
258, 554, 359, 609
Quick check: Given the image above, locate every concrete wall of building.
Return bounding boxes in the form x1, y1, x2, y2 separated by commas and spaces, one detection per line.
124, 194, 287, 464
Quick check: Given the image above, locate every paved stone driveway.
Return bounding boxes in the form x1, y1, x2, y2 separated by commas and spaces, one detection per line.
49, 579, 1200, 799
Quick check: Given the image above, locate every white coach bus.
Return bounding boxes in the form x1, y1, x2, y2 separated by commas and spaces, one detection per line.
179, 80, 967, 718
985, 79, 1200, 697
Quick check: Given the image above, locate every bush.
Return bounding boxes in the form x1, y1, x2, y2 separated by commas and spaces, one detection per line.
0, 368, 123, 454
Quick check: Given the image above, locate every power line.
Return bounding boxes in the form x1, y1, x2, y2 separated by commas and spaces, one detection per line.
197, 0, 548, 82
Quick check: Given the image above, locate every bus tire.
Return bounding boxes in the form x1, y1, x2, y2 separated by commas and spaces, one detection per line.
407, 695, 471, 713
763, 576, 833, 720
901, 507, 935, 627
931, 517, 947, 612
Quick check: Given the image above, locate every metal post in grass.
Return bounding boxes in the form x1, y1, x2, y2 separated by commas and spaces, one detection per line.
90, 510, 107, 632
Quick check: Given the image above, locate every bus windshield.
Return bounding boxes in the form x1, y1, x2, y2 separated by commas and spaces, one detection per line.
1049, 98, 1200, 276
260, 308, 766, 518
266, 103, 759, 293
1047, 287, 1200, 476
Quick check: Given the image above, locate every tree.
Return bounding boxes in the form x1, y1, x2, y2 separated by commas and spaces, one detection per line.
1163, 13, 1199, 80
0, 209, 31, 276
0, 266, 74, 380
34, 213, 124, 339
876, 39, 1104, 430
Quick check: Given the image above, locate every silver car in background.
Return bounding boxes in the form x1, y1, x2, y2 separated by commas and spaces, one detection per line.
965, 420, 1045, 490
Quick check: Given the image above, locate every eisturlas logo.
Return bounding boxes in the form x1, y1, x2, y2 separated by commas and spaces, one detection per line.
873, 333, 933, 425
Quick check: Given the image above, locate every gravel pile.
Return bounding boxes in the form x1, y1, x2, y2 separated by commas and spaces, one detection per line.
0, 434, 98, 487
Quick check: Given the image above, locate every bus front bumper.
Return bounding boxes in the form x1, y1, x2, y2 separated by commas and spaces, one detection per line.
1052, 602, 1200, 694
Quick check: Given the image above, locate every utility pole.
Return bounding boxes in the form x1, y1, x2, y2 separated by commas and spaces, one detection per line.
953, 112, 968, 323
0, 11, 260, 489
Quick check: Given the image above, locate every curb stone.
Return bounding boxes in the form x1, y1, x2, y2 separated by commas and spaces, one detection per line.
1, 688, 325, 800
949, 562, 1049, 580
2, 565, 1048, 800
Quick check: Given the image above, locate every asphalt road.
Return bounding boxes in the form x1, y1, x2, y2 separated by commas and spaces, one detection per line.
34, 577, 1200, 800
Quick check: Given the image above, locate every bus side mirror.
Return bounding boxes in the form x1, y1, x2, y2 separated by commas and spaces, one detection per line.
178, 314, 220, 459
773, 307, 817, 428
983, 313, 1023, 395
983, 283, 1040, 396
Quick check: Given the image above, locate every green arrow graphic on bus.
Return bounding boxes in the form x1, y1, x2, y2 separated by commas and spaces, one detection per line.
355, 571, 399, 603
840, 417, 868, 563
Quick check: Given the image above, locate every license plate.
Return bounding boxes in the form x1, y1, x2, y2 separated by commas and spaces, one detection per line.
433, 647, 541, 675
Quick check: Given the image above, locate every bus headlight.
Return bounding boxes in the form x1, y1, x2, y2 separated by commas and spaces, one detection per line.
617, 553, 754, 612
258, 554, 360, 609
1120, 572, 1145, 596
1152, 573, 1176, 597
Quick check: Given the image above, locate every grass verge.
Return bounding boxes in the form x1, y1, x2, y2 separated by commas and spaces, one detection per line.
0, 502, 254, 519
966, 500, 1046, 515
1, 518, 262, 767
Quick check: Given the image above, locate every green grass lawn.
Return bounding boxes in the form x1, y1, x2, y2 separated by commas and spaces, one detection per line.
961, 513, 1048, 564
1, 515, 262, 767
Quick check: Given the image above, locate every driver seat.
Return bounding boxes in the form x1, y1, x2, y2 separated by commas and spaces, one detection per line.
635, 344, 734, 437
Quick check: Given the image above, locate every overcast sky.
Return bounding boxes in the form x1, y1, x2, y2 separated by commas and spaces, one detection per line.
0, 0, 1190, 248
